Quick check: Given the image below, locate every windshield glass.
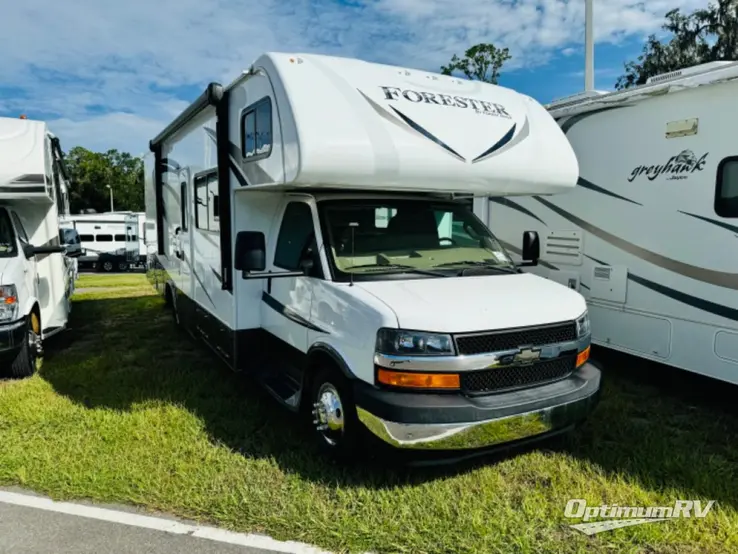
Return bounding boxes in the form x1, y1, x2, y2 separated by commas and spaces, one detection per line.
0, 209, 18, 258
318, 198, 514, 277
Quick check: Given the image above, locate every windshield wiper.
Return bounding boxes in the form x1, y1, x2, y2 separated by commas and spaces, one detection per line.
341, 262, 448, 277
431, 260, 518, 274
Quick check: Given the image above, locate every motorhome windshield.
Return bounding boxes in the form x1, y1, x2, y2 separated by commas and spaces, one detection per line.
0, 209, 17, 258
318, 198, 515, 279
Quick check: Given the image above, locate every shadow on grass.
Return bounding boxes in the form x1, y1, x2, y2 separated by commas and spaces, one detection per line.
40, 294, 738, 505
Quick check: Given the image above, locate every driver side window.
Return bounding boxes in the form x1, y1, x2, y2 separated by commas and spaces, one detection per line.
11, 212, 29, 245
274, 202, 320, 276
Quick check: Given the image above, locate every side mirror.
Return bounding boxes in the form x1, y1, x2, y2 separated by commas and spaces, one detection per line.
234, 231, 266, 272
30, 244, 66, 256
521, 231, 540, 266
23, 244, 35, 259
65, 248, 82, 258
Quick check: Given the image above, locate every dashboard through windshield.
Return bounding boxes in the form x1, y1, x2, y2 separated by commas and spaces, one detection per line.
317, 198, 515, 280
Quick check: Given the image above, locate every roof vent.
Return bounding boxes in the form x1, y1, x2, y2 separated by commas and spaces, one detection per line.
546, 89, 608, 110
645, 61, 735, 85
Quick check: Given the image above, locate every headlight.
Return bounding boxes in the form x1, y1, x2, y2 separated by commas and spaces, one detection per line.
576, 310, 591, 338
0, 285, 19, 322
375, 328, 455, 356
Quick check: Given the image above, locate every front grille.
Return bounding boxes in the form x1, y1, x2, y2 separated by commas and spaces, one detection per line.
455, 322, 577, 355
460, 356, 576, 395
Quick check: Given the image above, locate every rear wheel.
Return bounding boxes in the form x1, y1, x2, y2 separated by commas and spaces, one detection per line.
309, 366, 361, 462
101, 259, 114, 272
9, 313, 41, 379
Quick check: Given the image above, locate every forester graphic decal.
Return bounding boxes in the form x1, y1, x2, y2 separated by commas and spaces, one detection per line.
628, 150, 709, 182
379, 86, 512, 119
358, 89, 525, 164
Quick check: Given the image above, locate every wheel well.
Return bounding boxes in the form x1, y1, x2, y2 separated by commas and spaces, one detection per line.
30, 302, 41, 334
302, 348, 355, 412
164, 282, 174, 307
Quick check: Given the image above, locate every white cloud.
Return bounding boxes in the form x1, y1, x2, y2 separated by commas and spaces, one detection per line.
0, 0, 708, 153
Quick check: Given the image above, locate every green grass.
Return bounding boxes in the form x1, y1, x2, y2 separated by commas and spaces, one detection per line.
1, 274, 737, 553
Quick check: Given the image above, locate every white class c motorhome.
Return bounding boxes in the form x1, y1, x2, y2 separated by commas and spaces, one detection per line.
60, 211, 147, 272
484, 60, 738, 387
144, 52, 601, 462
0, 115, 77, 378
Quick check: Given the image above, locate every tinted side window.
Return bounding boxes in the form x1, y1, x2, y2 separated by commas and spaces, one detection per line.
96, 234, 113, 242
241, 98, 272, 160
715, 158, 738, 218
80, 234, 94, 242
11, 212, 29, 244
274, 203, 314, 271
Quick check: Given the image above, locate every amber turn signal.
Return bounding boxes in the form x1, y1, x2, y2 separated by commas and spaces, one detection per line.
377, 367, 460, 390
576, 346, 590, 368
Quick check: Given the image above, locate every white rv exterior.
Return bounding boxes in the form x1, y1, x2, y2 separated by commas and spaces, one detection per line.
60, 211, 147, 271
145, 52, 601, 461
484, 60, 738, 385
0, 115, 77, 377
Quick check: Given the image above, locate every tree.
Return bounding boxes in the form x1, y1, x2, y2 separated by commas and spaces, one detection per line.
616, 0, 738, 90
440, 43, 512, 84
64, 147, 144, 214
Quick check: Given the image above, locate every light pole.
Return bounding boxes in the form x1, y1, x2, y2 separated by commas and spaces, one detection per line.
584, 0, 595, 91
106, 185, 114, 212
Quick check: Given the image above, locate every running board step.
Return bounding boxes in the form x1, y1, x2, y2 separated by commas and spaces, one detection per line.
258, 368, 303, 411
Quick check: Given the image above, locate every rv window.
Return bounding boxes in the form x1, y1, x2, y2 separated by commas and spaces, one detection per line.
180, 182, 188, 231
195, 174, 209, 230
0, 210, 18, 257
274, 202, 315, 271
241, 98, 272, 160
96, 234, 113, 242
715, 158, 738, 218
114, 234, 126, 241
10, 212, 29, 244
80, 234, 94, 242
212, 195, 220, 220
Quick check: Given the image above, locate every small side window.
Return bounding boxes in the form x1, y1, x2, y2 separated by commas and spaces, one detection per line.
80, 234, 94, 242
715, 157, 738, 218
180, 181, 188, 231
241, 98, 272, 160
114, 234, 126, 241
11, 212, 29, 244
274, 202, 315, 271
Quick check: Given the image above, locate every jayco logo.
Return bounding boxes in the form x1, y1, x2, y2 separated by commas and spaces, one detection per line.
628, 150, 709, 182
379, 86, 512, 119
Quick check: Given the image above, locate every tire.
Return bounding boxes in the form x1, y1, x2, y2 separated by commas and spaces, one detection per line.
117, 260, 129, 272
309, 366, 361, 462
9, 314, 40, 379
101, 260, 114, 272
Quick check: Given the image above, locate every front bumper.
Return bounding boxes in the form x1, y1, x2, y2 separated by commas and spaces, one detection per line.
0, 318, 27, 358
355, 361, 601, 451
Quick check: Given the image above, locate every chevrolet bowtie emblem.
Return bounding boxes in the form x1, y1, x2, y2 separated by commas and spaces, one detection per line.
513, 348, 541, 364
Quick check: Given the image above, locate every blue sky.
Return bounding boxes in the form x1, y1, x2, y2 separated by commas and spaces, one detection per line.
0, 0, 707, 154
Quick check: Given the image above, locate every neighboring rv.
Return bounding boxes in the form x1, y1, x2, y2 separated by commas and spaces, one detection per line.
0, 115, 78, 377
145, 52, 601, 461
484, 60, 738, 386
60, 211, 147, 271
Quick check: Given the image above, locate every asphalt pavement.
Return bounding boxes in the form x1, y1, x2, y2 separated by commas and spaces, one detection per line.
0, 489, 333, 554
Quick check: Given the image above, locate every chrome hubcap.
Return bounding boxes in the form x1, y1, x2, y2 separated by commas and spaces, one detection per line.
312, 383, 344, 446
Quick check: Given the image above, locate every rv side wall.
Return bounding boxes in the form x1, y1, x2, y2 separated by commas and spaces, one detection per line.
485, 78, 738, 385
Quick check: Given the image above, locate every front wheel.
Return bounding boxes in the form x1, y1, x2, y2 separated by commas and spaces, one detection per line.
8, 314, 41, 378
309, 367, 362, 462
117, 260, 129, 272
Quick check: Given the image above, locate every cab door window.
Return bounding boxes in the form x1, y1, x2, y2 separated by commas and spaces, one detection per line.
273, 202, 321, 277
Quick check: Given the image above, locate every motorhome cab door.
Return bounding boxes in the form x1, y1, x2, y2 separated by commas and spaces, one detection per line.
8, 210, 38, 301
261, 200, 321, 359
